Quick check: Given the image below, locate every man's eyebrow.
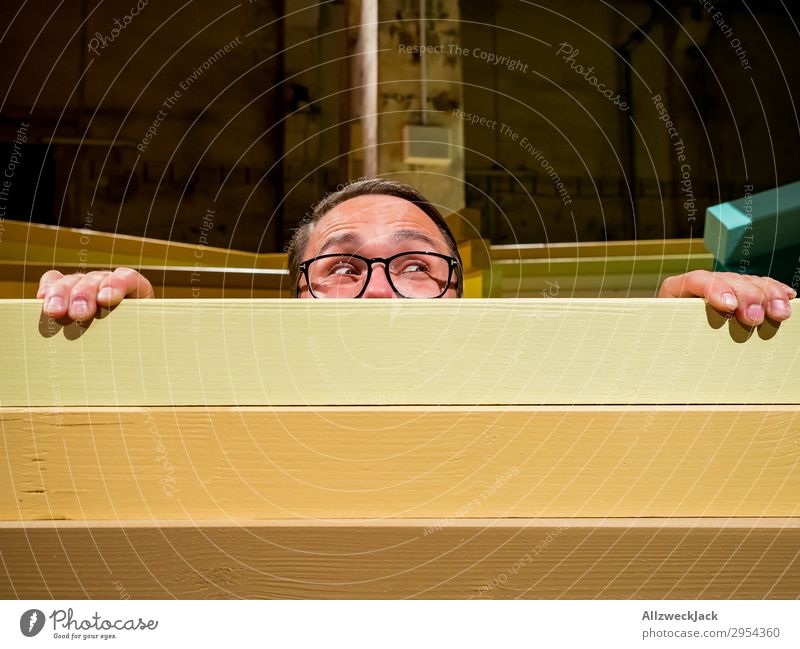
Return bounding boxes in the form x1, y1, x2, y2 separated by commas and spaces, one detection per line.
391, 228, 441, 250
317, 231, 364, 255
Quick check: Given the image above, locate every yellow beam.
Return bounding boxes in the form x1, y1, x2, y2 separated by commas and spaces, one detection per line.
2, 298, 798, 406
445, 208, 482, 243
457, 238, 492, 273
462, 268, 505, 298
2, 518, 797, 599
2, 406, 798, 520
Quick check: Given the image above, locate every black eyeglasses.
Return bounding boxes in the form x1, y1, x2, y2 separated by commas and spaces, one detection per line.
297, 251, 460, 298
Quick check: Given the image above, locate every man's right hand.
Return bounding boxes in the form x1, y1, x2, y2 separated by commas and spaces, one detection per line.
37, 267, 155, 321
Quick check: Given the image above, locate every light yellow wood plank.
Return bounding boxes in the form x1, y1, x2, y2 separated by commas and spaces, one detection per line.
2, 299, 798, 406
0, 261, 291, 299
0, 218, 287, 269
493, 254, 714, 278
491, 238, 708, 260
500, 274, 692, 298
1, 518, 797, 599
2, 406, 798, 520
499, 274, 716, 298
493, 254, 712, 297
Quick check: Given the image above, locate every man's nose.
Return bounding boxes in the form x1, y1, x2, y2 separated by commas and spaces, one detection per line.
361, 263, 397, 298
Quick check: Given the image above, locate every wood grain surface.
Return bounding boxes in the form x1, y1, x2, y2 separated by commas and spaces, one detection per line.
3, 298, 799, 406
1, 518, 797, 599
2, 406, 798, 520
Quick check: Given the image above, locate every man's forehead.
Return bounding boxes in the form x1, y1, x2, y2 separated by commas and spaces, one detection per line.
320, 194, 432, 224
316, 228, 442, 256
308, 194, 445, 248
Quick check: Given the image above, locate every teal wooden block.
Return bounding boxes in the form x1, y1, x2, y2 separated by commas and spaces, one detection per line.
703, 181, 800, 264
713, 242, 800, 290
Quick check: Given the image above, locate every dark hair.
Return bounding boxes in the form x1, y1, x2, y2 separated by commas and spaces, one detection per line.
286, 177, 464, 297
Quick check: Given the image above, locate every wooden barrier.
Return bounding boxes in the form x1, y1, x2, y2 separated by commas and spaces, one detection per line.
1, 299, 799, 598
2, 299, 798, 406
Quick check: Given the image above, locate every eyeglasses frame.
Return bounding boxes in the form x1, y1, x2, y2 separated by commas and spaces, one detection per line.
296, 250, 461, 298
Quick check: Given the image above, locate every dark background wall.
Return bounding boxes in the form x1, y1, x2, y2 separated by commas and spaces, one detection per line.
0, 0, 348, 253
460, 0, 800, 244
0, 0, 798, 252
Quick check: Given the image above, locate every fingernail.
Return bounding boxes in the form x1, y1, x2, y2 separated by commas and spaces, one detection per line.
97, 287, 122, 303
771, 299, 789, 316
746, 304, 764, 321
72, 298, 88, 317
45, 296, 64, 313
721, 292, 737, 309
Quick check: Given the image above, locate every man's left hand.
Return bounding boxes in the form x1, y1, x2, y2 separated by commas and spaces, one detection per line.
658, 270, 796, 326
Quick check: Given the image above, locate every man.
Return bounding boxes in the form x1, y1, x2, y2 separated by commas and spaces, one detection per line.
37, 178, 796, 324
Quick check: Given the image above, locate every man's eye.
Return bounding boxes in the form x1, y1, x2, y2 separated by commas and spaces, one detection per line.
329, 263, 359, 276
398, 260, 429, 274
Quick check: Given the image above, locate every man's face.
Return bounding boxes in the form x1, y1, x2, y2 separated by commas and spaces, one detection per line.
298, 194, 458, 298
